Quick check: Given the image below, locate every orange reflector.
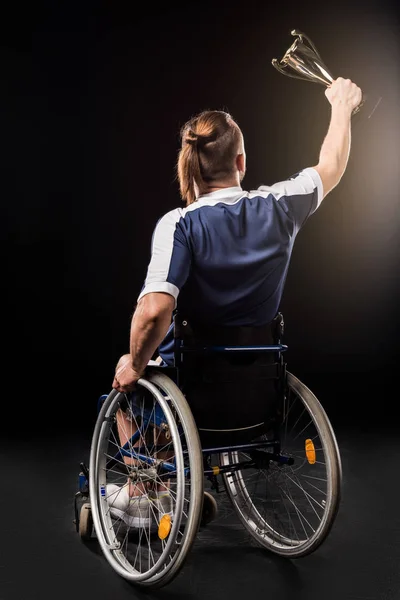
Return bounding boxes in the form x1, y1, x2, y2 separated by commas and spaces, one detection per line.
305, 439, 316, 464
158, 514, 172, 540
212, 466, 220, 475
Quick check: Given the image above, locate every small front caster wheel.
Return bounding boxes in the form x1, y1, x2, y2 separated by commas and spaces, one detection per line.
79, 502, 93, 541
200, 491, 218, 527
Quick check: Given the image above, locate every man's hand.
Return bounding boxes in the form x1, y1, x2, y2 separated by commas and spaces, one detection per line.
325, 77, 362, 114
112, 353, 143, 393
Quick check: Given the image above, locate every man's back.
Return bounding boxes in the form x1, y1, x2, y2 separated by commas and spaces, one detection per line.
138, 168, 322, 328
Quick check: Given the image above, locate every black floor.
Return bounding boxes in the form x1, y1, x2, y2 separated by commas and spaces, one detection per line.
1, 402, 399, 600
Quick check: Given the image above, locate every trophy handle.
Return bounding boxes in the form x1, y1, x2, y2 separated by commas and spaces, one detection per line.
291, 29, 324, 62
271, 57, 314, 81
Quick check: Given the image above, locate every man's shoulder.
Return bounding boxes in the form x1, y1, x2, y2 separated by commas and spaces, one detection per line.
155, 206, 185, 228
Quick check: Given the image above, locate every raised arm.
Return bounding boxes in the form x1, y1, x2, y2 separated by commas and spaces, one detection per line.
313, 77, 362, 199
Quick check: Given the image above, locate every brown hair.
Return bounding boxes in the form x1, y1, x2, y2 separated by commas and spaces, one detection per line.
176, 110, 242, 206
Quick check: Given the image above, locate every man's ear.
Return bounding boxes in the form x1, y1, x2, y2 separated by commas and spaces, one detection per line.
236, 153, 245, 174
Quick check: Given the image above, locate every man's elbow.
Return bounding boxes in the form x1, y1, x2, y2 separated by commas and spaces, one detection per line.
136, 293, 175, 323
313, 164, 342, 198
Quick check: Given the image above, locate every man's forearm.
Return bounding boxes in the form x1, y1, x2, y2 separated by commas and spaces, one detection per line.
129, 302, 172, 375
317, 105, 352, 184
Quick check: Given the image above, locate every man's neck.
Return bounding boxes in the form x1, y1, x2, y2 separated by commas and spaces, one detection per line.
198, 179, 241, 195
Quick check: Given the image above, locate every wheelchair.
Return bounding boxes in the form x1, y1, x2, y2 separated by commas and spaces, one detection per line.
74, 312, 342, 589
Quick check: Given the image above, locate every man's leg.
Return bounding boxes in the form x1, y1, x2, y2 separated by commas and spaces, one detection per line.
115, 354, 170, 496
116, 405, 148, 496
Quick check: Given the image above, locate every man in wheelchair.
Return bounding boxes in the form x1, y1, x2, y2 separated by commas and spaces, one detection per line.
109, 309, 286, 528
80, 81, 360, 587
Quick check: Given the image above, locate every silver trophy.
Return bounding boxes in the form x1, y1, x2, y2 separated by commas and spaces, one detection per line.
272, 29, 364, 114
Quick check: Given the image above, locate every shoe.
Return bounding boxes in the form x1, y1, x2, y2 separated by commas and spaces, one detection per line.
106, 483, 152, 528
150, 491, 173, 521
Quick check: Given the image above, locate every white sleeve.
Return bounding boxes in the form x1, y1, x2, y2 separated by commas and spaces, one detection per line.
137, 208, 191, 308
256, 167, 323, 229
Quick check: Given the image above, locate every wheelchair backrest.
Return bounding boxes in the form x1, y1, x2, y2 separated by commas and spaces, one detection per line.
172, 313, 287, 444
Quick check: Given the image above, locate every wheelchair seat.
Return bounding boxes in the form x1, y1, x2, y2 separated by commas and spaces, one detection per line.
172, 312, 286, 445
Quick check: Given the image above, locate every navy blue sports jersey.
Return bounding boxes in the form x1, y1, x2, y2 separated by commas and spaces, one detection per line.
137, 168, 323, 364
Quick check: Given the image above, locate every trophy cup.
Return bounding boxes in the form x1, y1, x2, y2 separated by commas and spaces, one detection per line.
272, 30, 363, 115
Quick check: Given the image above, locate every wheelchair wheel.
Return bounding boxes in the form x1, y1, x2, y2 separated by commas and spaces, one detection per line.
79, 502, 93, 541
89, 370, 204, 588
200, 491, 218, 527
221, 371, 342, 557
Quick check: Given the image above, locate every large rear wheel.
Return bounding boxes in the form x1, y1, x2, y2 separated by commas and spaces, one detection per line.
221, 371, 342, 557
89, 369, 204, 588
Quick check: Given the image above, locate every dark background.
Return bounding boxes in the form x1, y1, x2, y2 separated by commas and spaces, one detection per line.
2, 3, 400, 599
3, 0, 399, 434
